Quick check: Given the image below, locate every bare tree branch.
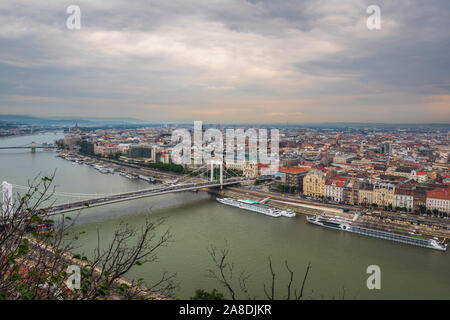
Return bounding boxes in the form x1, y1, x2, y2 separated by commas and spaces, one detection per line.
206, 243, 312, 300
0, 174, 175, 300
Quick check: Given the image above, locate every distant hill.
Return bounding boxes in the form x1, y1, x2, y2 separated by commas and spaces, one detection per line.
0, 115, 43, 122
271, 122, 450, 129
0, 115, 448, 129
0, 115, 151, 126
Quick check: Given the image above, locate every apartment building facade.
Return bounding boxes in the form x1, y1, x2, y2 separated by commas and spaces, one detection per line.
373, 182, 396, 207
303, 169, 328, 198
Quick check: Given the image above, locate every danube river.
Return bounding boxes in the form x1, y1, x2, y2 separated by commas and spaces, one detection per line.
1, 133, 449, 299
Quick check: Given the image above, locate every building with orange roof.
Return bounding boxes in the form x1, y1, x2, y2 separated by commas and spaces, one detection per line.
258, 163, 271, 176
324, 176, 350, 203
426, 187, 450, 213
278, 166, 309, 174
411, 170, 428, 183
278, 166, 309, 190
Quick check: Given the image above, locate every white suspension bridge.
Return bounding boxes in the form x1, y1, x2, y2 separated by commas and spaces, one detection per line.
2, 161, 246, 216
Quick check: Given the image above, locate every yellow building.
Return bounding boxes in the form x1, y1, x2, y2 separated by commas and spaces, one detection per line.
358, 184, 374, 205
94, 144, 119, 156
373, 182, 395, 207
243, 161, 258, 178
303, 169, 327, 198
63, 133, 81, 148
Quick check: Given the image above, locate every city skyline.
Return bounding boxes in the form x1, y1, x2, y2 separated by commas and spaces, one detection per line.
0, 0, 449, 123
2, 113, 450, 126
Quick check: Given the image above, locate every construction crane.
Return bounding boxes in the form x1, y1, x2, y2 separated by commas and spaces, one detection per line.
350, 171, 355, 206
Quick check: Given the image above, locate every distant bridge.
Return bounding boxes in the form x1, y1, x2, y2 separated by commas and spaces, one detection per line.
0, 146, 56, 149
0, 142, 56, 152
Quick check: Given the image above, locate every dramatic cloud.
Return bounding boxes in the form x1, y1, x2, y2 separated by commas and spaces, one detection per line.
0, 0, 449, 123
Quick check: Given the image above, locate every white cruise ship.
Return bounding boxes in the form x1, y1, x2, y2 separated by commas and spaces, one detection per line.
216, 198, 296, 218
307, 214, 447, 251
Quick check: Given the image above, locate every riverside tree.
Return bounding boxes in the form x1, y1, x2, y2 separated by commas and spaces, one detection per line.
0, 175, 176, 300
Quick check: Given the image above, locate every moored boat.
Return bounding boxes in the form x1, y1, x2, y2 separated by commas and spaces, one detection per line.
216, 197, 296, 218
307, 214, 447, 251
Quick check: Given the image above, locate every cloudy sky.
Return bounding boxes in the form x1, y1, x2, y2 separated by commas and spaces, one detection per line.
0, 0, 449, 123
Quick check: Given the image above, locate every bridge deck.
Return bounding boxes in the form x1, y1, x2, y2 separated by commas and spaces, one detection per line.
45, 179, 242, 215
0, 146, 56, 149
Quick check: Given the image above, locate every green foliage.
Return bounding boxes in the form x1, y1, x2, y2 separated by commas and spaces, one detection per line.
146, 162, 186, 174
418, 205, 426, 214
55, 139, 66, 150
76, 140, 94, 155
30, 214, 42, 224
16, 239, 29, 258
191, 289, 225, 300
108, 152, 122, 160
276, 184, 297, 193
118, 283, 129, 295
204, 168, 243, 179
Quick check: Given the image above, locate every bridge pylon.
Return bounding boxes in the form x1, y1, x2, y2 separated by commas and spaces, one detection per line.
209, 160, 224, 188
31, 141, 36, 153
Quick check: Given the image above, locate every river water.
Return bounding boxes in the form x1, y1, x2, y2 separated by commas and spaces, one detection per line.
1, 133, 449, 299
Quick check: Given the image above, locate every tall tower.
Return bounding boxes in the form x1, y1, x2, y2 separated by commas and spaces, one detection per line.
31, 141, 36, 153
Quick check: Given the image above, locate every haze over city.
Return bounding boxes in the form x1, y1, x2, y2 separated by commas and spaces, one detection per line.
0, 0, 449, 123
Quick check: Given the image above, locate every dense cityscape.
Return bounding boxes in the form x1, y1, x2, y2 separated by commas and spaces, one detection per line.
54, 124, 450, 216
1, 0, 449, 310
1, 118, 450, 304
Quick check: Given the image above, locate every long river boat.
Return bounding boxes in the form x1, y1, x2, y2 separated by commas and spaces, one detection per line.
216, 198, 296, 218
307, 214, 447, 251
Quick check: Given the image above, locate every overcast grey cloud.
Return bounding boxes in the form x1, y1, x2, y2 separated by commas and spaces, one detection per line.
0, 0, 449, 123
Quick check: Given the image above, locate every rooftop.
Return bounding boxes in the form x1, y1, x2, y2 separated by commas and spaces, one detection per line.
278, 166, 309, 174
427, 187, 450, 200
